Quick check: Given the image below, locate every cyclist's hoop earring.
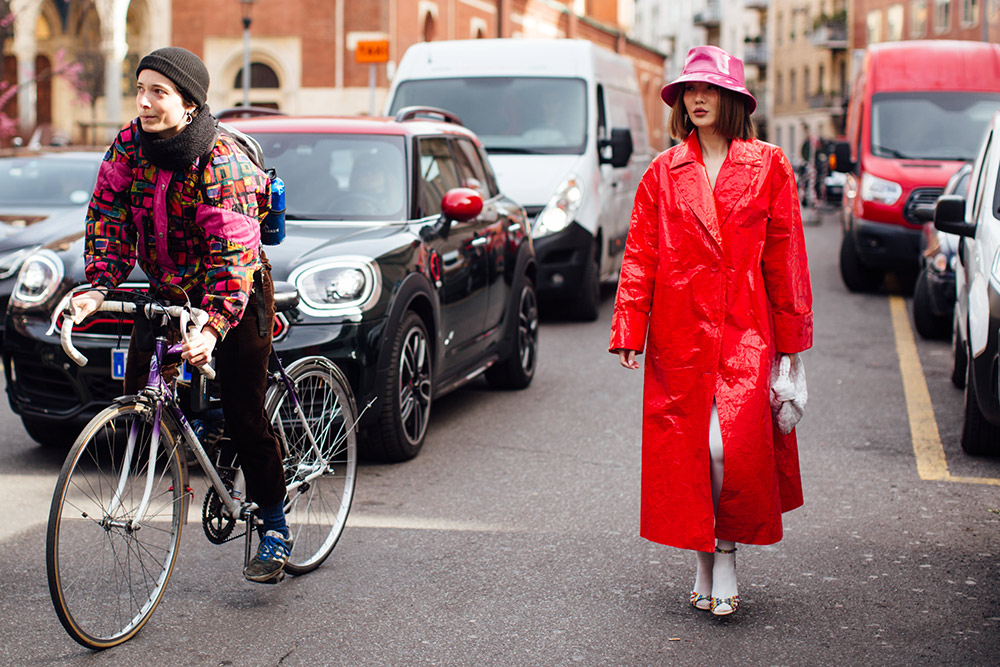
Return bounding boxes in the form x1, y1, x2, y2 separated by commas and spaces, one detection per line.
184, 111, 193, 125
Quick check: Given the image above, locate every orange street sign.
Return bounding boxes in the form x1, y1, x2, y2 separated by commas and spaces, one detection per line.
356, 40, 390, 64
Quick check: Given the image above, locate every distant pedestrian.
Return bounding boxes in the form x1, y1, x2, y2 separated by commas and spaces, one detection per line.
609, 45, 813, 617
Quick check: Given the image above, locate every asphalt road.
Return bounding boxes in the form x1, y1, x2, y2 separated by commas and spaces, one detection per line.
0, 207, 998, 666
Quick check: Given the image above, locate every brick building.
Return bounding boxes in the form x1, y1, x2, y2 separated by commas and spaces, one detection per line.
2, 0, 666, 149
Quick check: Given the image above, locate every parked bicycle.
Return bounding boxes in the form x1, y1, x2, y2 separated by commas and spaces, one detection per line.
44, 284, 359, 650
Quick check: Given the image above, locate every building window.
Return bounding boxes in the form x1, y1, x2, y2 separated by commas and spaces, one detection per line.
804, 67, 811, 100
776, 72, 783, 105
911, 0, 928, 36
233, 62, 280, 89
790, 70, 797, 103
887, 4, 905, 39
866, 9, 883, 42
818, 64, 825, 94
935, 0, 952, 33
961, 0, 979, 26
423, 11, 436, 41
777, 13, 783, 46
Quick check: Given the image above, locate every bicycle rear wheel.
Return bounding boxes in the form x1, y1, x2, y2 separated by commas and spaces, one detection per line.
266, 357, 357, 575
46, 401, 186, 649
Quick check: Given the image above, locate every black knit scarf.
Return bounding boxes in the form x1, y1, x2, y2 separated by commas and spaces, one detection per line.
136, 104, 218, 172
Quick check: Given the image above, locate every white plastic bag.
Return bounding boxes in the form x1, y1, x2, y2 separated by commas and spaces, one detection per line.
769, 353, 807, 435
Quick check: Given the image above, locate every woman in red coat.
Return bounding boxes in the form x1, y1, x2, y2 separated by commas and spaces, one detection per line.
609, 46, 813, 617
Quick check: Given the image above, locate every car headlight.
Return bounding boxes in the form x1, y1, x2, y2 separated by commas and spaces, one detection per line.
288, 256, 381, 317
11, 249, 64, 306
0, 246, 41, 280
533, 174, 584, 237
860, 173, 902, 206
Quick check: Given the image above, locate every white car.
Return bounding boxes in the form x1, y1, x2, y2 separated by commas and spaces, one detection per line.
934, 111, 1000, 455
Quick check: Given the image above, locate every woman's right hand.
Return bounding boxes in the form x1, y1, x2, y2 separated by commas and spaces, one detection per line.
70, 290, 105, 324
617, 349, 639, 370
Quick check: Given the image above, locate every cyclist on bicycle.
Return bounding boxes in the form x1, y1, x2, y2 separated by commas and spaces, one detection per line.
71, 47, 292, 584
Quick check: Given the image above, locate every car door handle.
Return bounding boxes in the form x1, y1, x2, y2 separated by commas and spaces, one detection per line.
470, 237, 488, 247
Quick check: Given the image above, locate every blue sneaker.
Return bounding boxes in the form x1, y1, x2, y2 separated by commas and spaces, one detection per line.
244, 530, 293, 583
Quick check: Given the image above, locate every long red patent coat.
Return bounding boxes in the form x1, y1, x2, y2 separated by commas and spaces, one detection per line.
609, 132, 813, 552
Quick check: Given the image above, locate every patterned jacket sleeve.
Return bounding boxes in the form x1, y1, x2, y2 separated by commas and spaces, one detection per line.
85, 127, 138, 289
196, 137, 270, 339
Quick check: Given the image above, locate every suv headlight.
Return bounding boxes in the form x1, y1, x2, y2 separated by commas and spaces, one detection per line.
533, 174, 584, 238
860, 173, 902, 206
11, 249, 64, 307
0, 246, 41, 280
288, 256, 381, 317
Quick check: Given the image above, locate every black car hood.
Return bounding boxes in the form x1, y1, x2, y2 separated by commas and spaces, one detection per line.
0, 205, 89, 250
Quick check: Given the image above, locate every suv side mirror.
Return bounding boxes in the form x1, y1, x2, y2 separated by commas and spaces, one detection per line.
914, 204, 935, 222
933, 194, 975, 237
600, 128, 633, 168
422, 187, 483, 241
832, 141, 853, 173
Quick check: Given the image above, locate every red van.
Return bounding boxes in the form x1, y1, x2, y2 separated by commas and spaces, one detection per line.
833, 40, 1000, 292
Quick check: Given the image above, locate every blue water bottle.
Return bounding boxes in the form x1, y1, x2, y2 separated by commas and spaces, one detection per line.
262, 170, 285, 245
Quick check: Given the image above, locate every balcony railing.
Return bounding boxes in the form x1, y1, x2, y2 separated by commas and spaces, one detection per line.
694, 1, 722, 27
809, 19, 847, 49
744, 0, 770, 9
806, 92, 847, 110
743, 41, 768, 67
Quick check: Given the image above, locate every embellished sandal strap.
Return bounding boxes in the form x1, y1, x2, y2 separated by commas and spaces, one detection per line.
714, 546, 737, 554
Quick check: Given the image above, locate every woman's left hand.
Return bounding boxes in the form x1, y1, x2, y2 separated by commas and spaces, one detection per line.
182, 326, 219, 368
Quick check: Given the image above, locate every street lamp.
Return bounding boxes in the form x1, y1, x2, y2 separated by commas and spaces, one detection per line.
239, 0, 256, 107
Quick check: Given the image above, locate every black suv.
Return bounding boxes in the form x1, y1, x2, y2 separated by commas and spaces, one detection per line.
4, 108, 539, 461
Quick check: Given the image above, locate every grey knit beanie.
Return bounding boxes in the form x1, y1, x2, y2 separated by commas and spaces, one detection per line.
136, 47, 210, 107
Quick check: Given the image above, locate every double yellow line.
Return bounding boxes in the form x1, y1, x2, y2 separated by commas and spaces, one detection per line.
889, 295, 1000, 485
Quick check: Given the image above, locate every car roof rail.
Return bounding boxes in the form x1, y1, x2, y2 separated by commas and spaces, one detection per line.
393, 106, 464, 126
215, 106, 287, 121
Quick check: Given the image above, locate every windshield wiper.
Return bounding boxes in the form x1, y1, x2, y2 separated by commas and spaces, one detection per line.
872, 145, 914, 159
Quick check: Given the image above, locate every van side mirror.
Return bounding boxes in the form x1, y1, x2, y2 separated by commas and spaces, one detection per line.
600, 128, 633, 168
832, 141, 853, 173
933, 194, 975, 237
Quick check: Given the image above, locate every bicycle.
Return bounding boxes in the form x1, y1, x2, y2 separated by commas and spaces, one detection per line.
44, 285, 359, 650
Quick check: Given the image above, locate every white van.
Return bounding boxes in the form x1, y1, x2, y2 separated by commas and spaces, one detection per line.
385, 39, 652, 320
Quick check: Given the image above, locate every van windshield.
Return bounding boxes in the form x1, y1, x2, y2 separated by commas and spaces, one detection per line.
389, 77, 588, 155
870, 92, 1000, 161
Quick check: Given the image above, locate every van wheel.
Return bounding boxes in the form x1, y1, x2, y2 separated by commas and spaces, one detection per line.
960, 344, 1000, 456
912, 270, 950, 340
839, 233, 883, 293
486, 277, 539, 389
571, 242, 601, 322
374, 312, 433, 462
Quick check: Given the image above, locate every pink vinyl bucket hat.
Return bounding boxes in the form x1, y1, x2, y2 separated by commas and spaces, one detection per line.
661, 45, 757, 114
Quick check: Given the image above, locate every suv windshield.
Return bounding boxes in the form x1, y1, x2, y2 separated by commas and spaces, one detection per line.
389, 77, 587, 155
0, 157, 99, 207
870, 92, 1000, 161
255, 134, 407, 221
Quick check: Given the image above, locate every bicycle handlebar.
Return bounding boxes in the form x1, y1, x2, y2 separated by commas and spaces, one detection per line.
51, 295, 216, 381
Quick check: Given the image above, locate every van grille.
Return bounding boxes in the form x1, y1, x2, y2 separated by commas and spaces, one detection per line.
904, 188, 944, 225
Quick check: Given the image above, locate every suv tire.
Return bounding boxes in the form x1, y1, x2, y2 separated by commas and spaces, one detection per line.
571, 242, 601, 322
912, 270, 950, 340
951, 312, 967, 389
374, 311, 433, 462
21, 416, 79, 448
486, 277, 539, 389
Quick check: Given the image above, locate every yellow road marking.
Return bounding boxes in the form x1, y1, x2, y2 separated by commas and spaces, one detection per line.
889, 295, 1000, 486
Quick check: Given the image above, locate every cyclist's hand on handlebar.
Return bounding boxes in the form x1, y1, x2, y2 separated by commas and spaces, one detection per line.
70, 290, 105, 324
181, 325, 219, 368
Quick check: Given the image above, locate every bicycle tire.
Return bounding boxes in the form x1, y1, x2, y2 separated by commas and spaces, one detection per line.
46, 400, 186, 649
265, 356, 358, 575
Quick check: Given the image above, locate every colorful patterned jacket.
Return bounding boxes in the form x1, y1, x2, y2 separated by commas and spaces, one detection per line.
85, 119, 270, 339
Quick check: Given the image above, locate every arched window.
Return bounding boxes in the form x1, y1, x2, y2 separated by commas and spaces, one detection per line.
423, 12, 436, 41
233, 62, 280, 89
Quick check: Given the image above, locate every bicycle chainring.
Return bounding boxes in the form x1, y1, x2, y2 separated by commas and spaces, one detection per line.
202, 471, 238, 544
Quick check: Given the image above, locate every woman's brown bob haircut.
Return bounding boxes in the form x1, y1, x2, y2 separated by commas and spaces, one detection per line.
668, 86, 757, 141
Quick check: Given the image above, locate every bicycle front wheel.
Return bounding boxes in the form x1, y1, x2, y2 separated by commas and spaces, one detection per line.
266, 357, 358, 575
46, 401, 186, 650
